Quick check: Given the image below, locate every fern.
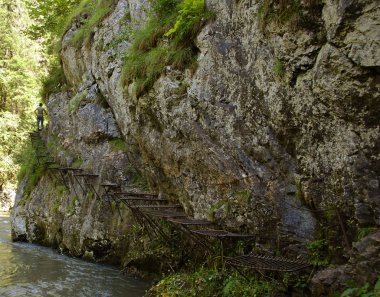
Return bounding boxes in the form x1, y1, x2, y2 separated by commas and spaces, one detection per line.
165, 0, 204, 41
122, 0, 210, 97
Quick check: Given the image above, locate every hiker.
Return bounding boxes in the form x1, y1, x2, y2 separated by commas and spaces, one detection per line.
34, 103, 47, 130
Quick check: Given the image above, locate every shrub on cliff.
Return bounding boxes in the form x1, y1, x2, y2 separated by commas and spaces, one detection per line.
122, 0, 211, 97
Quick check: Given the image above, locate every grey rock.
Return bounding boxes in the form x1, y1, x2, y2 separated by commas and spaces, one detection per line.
11, 0, 380, 292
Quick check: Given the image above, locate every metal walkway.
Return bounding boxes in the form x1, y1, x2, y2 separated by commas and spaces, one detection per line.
29, 131, 311, 273
225, 254, 311, 272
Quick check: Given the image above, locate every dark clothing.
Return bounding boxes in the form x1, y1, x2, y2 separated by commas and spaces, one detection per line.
35, 106, 46, 130
37, 115, 44, 130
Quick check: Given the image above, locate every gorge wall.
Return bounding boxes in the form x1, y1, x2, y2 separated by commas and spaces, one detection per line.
11, 0, 379, 294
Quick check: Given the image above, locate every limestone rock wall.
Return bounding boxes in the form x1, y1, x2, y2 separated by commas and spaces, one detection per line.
11, 0, 379, 291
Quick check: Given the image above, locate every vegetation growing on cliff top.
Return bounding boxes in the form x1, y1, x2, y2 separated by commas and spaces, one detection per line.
27, 0, 118, 98
122, 0, 210, 97
66, 0, 118, 46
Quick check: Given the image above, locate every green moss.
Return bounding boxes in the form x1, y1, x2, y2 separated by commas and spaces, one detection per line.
67, 91, 87, 113
259, 0, 303, 31
53, 198, 61, 214
72, 158, 83, 169
174, 81, 189, 97
57, 185, 66, 197
67, 196, 78, 216
208, 200, 230, 220
86, 191, 94, 200
272, 58, 286, 78
110, 138, 128, 152
233, 190, 252, 204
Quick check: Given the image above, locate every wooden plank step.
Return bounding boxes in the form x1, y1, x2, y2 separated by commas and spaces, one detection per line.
47, 166, 61, 170
166, 218, 213, 226
115, 192, 158, 197
130, 204, 181, 209
100, 182, 120, 188
73, 173, 99, 177
60, 167, 83, 171
142, 210, 187, 218
118, 197, 167, 202
192, 229, 254, 238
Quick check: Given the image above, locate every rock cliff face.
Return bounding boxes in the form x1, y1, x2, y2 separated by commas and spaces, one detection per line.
11, 0, 379, 293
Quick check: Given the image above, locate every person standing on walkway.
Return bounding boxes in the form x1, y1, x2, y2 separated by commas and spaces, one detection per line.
34, 103, 47, 130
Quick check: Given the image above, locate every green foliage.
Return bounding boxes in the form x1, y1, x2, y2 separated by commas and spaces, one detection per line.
233, 190, 252, 204
72, 158, 83, 169
272, 58, 286, 78
42, 60, 67, 99
340, 277, 380, 297
174, 81, 189, 97
259, 0, 303, 31
15, 141, 46, 203
110, 138, 128, 152
223, 273, 278, 296
282, 272, 309, 292
0, 2, 47, 194
295, 181, 305, 201
26, 0, 79, 49
53, 197, 61, 213
130, 172, 150, 191
47, 135, 65, 158
57, 185, 66, 197
122, 0, 210, 97
164, 0, 204, 43
67, 0, 118, 46
306, 239, 329, 267
356, 227, 377, 241
0, 1, 43, 114
0, 112, 29, 185
67, 91, 87, 113
148, 269, 280, 296
67, 196, 78, 216
86, 191, 94, 200
208, 200, 230, 220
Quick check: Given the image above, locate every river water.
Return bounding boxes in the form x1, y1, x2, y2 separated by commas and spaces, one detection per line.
0, 212, 150, 297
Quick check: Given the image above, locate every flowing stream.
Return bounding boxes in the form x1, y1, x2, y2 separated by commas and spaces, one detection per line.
0, 212, 150, 296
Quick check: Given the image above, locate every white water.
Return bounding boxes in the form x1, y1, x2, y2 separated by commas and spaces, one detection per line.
0, 212, 150, 297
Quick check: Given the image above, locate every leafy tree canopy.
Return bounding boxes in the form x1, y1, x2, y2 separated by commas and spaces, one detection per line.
0, 0, 44, 189
25, 0, 79, 46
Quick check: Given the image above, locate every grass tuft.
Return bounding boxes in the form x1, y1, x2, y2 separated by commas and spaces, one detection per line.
122, 0, 211, 98
15, 141, 47, 203
65, 0, 118, 46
